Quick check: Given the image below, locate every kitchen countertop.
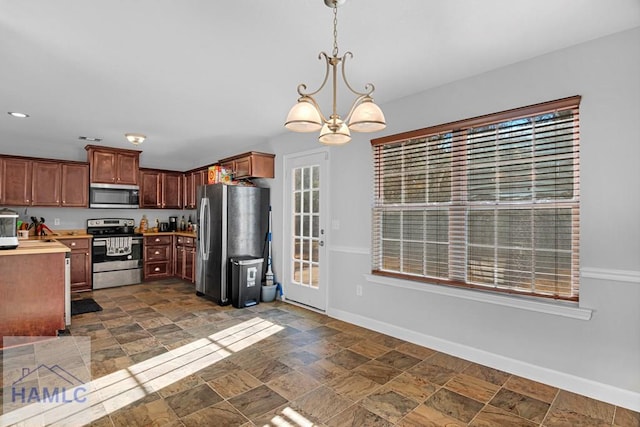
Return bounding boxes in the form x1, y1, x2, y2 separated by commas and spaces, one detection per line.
0, 239, 71, 256
142, 231, 197, 238
16, 229, 93, 240
46, 233, 93, 240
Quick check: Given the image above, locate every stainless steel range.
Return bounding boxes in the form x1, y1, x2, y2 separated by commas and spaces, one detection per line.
87, 218, 143, 289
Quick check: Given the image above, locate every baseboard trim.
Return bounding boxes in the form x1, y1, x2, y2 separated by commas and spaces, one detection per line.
327, 307, 640, 412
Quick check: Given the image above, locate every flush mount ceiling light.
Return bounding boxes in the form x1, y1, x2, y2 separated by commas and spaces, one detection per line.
7, 112, 29, 118
284, 0, 386, 145
125, 133, 146, 145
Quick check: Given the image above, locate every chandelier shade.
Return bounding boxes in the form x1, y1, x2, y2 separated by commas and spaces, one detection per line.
319, 120, 351, 145
348, 97, 386, 132
285, 97, 323, 132
284, 0, 385, 144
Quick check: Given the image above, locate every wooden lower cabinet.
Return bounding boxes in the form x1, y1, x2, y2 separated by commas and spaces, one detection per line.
175, 236, 196, 283
144, 235, 173, 279
60, 238, 92, 292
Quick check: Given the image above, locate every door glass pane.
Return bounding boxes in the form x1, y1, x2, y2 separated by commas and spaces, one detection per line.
291, 165, 321, 288
312, 166, 319, 189
295, 192, 301, 213
303, 168, 311, 190
295, 168, 301, 190
312, 215, 319, 238
303, 191, 310, 213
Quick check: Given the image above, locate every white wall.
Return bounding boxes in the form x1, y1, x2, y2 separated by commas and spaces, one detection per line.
262, 27, 640, 410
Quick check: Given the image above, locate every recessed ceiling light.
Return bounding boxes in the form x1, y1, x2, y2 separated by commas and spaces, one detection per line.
8, 112, 29, 118
79, 136, 103, 142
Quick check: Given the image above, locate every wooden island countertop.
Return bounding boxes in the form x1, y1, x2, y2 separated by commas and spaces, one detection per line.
0, 238, 71, 256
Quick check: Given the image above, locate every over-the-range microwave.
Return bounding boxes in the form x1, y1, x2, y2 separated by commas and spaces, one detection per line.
89, 183, 139, 209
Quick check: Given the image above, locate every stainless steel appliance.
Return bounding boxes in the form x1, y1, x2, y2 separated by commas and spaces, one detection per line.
169, 216, 178, 231
87, 218, 143, 289
196, 184, 269, 305
89, 183, 139, 209
0, 208, 19, 250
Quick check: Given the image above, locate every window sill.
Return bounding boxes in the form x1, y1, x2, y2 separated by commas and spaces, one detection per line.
364, 274, 592, 320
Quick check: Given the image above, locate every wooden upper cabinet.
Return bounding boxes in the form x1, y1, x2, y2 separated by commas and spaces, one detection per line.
139, 168, 182, 209
1, 157, 32, 205
61, 163, 89, 207
218, 152, 275, 179
139, 169, 161, 208
184, 168, 207, 209
0, 156, 88, 207
115, 151, 139, 185
86, 145, 141, 185
162, 172, 183, 209
32, 161, 61, 206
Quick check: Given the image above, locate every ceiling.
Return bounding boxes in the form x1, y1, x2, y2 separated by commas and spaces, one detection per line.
1, 0, 639, 171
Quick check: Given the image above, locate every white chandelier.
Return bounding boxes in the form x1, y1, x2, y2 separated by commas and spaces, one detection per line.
284, 0, 386, 145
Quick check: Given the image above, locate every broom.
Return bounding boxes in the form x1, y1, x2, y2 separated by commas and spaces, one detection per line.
265, 205, 275, 287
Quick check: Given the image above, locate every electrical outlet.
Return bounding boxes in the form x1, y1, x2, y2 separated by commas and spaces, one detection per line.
356, 285, 363, 296
54, 218, 60, 226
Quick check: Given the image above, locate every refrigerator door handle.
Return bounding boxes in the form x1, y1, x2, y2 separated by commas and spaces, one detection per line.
200, 197, 210, 261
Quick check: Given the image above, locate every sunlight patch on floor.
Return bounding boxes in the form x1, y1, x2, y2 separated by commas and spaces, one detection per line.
1, 317, 284, 426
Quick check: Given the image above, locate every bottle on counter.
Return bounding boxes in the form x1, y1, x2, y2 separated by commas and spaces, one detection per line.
140, 215, 148, 232
180, 215, 186, 231
187, 215, 192, 232
155, 218, 160, 232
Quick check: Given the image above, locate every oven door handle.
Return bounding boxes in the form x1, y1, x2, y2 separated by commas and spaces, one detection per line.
199, 197, 210, 261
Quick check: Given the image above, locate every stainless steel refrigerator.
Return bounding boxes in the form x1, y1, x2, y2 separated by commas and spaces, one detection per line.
196, 184, 270, 305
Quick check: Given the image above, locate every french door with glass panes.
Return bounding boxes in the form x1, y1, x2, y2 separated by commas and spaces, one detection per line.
283, 150, 328, 311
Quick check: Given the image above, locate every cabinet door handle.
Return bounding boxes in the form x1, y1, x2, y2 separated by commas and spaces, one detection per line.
154, 250, 160, 255
155, 238, 160, 242
71, 242, 76, 246
154, 267, 160, 272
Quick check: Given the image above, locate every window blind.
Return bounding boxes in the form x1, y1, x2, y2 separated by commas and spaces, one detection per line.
371, 96, 581, 300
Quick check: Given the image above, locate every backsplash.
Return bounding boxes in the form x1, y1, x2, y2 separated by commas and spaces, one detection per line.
3, 206, 196, 231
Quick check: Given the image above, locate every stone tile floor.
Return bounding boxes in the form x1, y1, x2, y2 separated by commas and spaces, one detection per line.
1, 278, 638, 426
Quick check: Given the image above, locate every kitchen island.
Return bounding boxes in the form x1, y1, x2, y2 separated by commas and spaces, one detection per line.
0, 239, 70, 349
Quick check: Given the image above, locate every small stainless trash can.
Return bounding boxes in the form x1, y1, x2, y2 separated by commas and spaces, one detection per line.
229, 256, 263, 308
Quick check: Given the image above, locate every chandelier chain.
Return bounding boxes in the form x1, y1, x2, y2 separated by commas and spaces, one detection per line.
332, 4, 339, 57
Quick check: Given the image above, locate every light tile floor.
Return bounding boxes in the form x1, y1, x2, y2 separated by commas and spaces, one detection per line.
1, 278, 638, 426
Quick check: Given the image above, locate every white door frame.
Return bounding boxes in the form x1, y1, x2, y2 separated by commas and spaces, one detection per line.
282, 148, 330, 312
